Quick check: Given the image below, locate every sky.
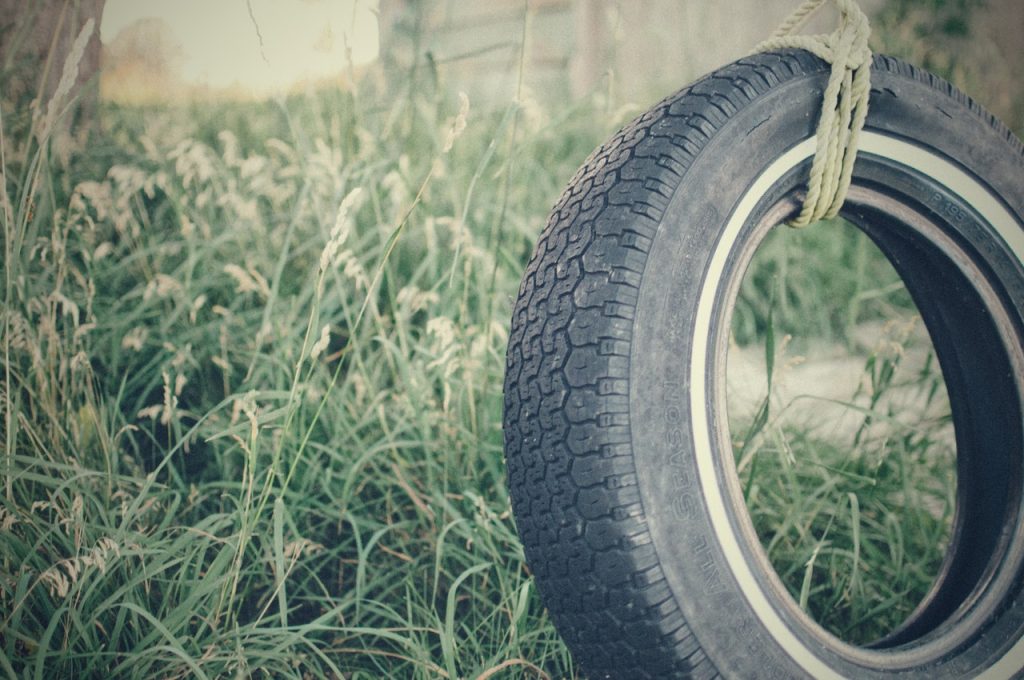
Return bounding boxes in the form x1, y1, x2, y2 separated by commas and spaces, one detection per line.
101, 0, 380, 95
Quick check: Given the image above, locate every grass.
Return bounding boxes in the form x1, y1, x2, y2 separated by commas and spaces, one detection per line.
729, 221, 957, 645
1, 36, 611, 677
2, 4, 1018, 677
730, 219, 917, 349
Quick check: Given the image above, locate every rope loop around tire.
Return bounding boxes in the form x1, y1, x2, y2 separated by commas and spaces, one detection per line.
754, 0, 872, 227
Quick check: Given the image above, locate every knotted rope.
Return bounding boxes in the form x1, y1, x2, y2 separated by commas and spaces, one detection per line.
754, 0, 873, 227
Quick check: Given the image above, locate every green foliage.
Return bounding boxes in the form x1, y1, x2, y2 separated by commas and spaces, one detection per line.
730, 251, 955, 644
732, 219, 914, 349
871, 0, 977, 80
1, 46, 607, 677
870, 0, 1023, 135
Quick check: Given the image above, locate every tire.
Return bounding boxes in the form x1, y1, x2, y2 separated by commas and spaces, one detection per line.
503, 50, 1024, 679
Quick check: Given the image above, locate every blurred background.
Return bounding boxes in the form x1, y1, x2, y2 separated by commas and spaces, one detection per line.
375, 0, 1020, 116
2, 0, 1021, 127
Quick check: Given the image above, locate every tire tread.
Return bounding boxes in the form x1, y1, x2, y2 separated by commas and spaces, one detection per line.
503, 48, 1020, 678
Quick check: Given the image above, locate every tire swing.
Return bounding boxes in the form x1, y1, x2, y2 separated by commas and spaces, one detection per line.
503, 0, 1024, 677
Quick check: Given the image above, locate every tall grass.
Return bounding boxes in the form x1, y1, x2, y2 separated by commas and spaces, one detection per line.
729, 222, 957, 644
0, 25, 623, 675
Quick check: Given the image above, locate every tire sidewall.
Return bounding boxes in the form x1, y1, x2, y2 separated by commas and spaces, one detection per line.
629, 63, 1024, 678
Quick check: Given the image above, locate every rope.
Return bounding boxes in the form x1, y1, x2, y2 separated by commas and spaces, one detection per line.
754, 0, 872, 227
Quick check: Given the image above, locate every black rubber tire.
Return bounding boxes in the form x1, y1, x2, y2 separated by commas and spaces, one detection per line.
503, 50, 1024, 679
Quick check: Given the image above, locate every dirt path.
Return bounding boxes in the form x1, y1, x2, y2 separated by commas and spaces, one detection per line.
726, 319, 956, 447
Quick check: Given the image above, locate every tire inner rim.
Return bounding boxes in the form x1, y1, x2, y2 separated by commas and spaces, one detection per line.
700, 133, 1024, 674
